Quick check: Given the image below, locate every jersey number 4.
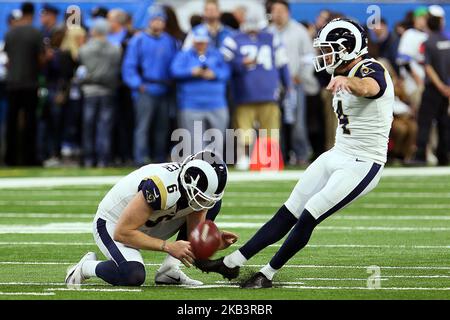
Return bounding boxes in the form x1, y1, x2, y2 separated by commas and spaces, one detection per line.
336, 101, 351, 135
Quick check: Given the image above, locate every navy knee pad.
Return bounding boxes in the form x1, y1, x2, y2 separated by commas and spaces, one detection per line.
118, 261, 146, 286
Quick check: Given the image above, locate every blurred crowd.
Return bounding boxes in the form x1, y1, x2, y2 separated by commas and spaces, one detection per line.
0, 0, 448, 169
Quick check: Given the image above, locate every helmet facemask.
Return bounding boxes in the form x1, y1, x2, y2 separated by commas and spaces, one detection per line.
313, 19, 369, 75
181, 171, 223, 211
313, 39, 347, 74
179, 152, 227, 211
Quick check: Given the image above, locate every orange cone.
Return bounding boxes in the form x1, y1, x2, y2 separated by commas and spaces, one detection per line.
249, 136, 284, 171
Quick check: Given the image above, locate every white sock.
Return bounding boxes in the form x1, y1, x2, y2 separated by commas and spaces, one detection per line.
223, 250, 247, 268
81, 260, 100, 278
158, 254, 180, 272
260, 264, 278, 280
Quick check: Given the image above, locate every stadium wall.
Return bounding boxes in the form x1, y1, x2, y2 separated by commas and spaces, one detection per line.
0, 1, 449, 44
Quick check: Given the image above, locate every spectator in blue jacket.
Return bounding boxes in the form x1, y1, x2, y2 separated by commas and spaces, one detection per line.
171, 26, 230, 159
221, 12, 291, 170
122, 5, 177, 165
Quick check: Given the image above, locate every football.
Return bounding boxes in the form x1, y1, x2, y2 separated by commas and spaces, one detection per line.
189, 220, 221, 260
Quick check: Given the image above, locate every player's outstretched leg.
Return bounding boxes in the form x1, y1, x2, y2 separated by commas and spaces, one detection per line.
241, 209, 318, 288
241, 160, 383, 288
194, 205, 298, 279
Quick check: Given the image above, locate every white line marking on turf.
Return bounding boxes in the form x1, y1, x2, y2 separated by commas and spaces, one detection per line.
2, 222, 450, 233
0, 200, 97, 206
2, 241, 450, 250
222, 203, 450, 209
0, 167, 449, 189
45, 288, 141, 292
332, 215, 450, 221
0, 292, 55, 296
0, 242, 93, 246
2, 261, 450, 271
0, 282, 69, 286
377, 183, 450, 188
0, 213, 93, 219
189, 285, 240, 289
0, 177, 122, 189
359, 204, 450, 209
278, 286, 450, 291
289, 275, 450, 280
224, 192, 450, 198
188, 285, 450, 291
368, 192, 450, 198
0, 191, 106, 196
223, 192, 450, 198
220, 214, 450, 221
1, 201, 449, 210
2, 213, 450, 222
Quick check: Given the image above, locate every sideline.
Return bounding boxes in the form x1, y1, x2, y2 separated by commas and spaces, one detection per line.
0, 167, 449, 189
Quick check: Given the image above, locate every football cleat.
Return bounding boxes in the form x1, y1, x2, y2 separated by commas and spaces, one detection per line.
240, 272, 272, 289
155, 267, 203, 286
194, 257, 240, 280
65, 252, 97, 289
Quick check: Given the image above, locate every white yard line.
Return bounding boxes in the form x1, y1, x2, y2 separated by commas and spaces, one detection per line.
2, 200, 448, 209
188, 284, 450, 291
222, 192, 450, 198
0, 200, 97, 206
1, 241, 449, 250
222, 203, 450, 209
0, 242, 94, 246
377, 183, 450, 188
1, 213, 450, 221
0, 282, 69, 286
219, 214, 450, 221
331, 215, 450, 221
2, 261, 450, 271
45, 288, 141, 292
358, 204, 450, 209
0, 261, 73, 265
1, 222, 450, 233
0, 213, 93, 218
0, 167, 449, 189
278, 286, 450, 291
0, 191, 106, 196
294, 276, 450, 280
0, 176, 122, 189
0, 292, 55, 296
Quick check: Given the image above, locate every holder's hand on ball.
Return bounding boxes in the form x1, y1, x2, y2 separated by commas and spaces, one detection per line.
219, 230, 238, 250
166, 240, 195, 267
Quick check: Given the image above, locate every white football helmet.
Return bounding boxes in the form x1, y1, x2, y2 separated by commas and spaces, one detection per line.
179, 151, 228, 211
313, 18, 368, 74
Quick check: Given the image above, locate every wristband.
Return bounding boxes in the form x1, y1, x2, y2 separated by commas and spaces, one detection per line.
160, 240, 167, 252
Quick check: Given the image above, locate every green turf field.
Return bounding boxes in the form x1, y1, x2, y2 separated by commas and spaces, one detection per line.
0, 169, 449, 300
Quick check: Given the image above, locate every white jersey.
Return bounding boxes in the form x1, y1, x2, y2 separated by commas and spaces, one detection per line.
332, 58, 394, 164
96, 162, 196, 239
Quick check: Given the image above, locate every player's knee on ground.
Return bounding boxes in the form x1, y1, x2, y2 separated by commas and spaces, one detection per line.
118, 261, 146, 286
